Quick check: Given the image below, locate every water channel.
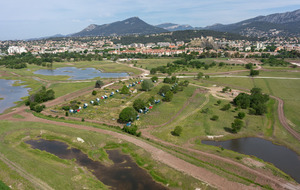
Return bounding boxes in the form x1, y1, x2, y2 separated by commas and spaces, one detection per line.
202, 137, 300, 183
34, 67, 128, 80
26, 139, 167, 190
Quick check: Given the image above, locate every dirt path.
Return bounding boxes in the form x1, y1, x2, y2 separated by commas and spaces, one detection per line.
0, 153, 54, 190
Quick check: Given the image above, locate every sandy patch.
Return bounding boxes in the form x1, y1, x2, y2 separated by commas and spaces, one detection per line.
242, 157, 265, 168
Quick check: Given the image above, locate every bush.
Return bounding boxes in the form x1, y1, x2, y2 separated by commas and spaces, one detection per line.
92, 90, 97, 96
119, 107, 137, 123
237, 112, 245, 119
122, 125, 141, 137
172, 126, 183, 136
163, 91, 173, 102
221, 103, 231, 111
211, 115, 219, 121
151, 76, 158, 82
159, 85, 171, 95
197, 72, 203, 79
81, 118, 85, 122
95, 80, 104, 88
148, 96, 155, 104
65, 112, 69, 117
245, 63, 253, 69
133, 99, 146, 112
217, 100, 222, 105
201, 108, 210, 114
231, 119, 244, 133
120, 85, 130, 94
250, 69, 259, 76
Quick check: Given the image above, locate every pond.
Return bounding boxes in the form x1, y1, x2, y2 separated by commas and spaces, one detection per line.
202, 137, 300, 183
26, 139, 167, 190
0, 79, 30, 114
34, 67, 128, 80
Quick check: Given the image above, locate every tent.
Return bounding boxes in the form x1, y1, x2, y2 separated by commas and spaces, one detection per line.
90, 100, 94, 104
83, 103, 88, 108
96, 98, 100, 102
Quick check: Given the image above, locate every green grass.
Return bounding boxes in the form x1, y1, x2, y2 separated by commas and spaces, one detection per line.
0, 120, 212, 190
151, 95, 270, 145
0, 180, 10, 190
49, 82, 95, 97
135, 58, 178, 70
138, 84, 197, 126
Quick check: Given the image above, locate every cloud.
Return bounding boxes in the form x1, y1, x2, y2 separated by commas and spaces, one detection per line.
0, 0, 299, 40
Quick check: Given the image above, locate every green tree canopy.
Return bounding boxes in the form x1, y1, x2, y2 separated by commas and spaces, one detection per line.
141, 79, 154, 91
119, 107, 137, 123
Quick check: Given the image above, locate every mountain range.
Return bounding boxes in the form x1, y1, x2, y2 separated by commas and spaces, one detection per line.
41, 9, 300, 40
71, 17, 167, 37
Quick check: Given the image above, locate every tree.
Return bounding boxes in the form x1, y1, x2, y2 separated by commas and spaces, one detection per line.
92, 90, 97, 96
122, 125, 141, 137
217, 100, 222, 105
245, 63, 253, 69
250, 69, 259, 76
221, 103, 231, 111
151, 76, 158, 82
237, 112, 246, 119
148, 96, 155, 104
222, 86, 231, 93
133, 99, 146, 112
231, 119, 244, 133
120, 85, 130, 94
141, 79, 154, 91
159, 85, 171, 95
119, 107, 137, 123
172, 126, 183, 136
95, 80, 104, 88
163, 91, 173, 102
197, 72, 203, 79
150, 68, 157, 75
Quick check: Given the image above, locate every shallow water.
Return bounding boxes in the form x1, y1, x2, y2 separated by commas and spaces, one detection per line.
202, 137, 300, 183
0, 79, 30, 113
34, 67, 128, 80
26, 139, 167, 190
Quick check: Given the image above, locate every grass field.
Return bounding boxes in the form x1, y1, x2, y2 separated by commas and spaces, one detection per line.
0, 120, 212, 190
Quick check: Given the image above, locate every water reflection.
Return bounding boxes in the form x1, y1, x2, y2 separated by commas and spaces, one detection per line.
0, 79, 30, 113
26, 139, 167, 190
202, 137, 300, 183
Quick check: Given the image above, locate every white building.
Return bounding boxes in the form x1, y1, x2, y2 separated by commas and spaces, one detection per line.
8, 46, 27, 54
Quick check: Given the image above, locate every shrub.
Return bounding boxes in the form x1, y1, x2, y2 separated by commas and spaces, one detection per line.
120, 85, 130, 94
211, 115, 219, 121
237, 112, 246, 119
159, 85, 171, 95
95, 80, 104, 88
163, 91, 173, 102
172, 126, 183, 136
122, 125, 141, 137
231, 119, 244, 133
92, 90, 97, 96
133, 99, 146, 112
81, 118, 85, 122
217, 100, 222, 105
221, 103, 231, 111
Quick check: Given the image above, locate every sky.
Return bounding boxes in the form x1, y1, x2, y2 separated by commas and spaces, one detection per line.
1, 0, 300, 40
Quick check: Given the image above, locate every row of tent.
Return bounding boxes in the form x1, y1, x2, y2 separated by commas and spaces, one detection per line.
127, 100, 161, 126
69, 80, 143, 114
